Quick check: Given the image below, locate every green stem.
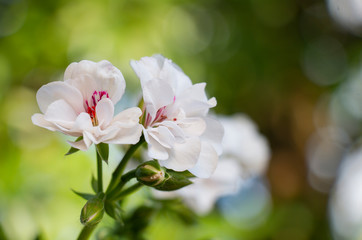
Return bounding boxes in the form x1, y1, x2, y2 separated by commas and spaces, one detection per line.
77, 224, 98, 240
97, 150, 103, 193
112, 183, 143, 201
106, 137, 144, 193
107, 169, 137, 199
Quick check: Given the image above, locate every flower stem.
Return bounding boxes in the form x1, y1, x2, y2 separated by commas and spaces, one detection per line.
107, 169, 137, 199
106, 137, 144, 194
77, 224, 97, 240
97, 150, 103, 193
112, 183, 143, 201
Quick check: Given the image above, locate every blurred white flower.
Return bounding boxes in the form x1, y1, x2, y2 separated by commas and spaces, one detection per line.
220, 114, 270, 176
330, 147, 362, 240
131, 54, 223, 178
32, 60, 143, 150
327, 0, 362, 34
154, 114, 271, 215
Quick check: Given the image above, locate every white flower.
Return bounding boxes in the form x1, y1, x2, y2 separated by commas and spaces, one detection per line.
330, 148, 362, 240
220, 114, 270, 176
131, 54, 223, 178
32, 60, 143, 150
154, 159, 242, 215
154, 114, 271, 215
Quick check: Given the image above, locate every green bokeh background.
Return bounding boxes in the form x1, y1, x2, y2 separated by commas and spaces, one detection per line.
0, 0, 359, 239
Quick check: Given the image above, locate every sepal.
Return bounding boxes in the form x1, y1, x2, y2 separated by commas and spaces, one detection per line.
65, 136, 83, 155
104, 200, 123, 223
96, 143, 109, 163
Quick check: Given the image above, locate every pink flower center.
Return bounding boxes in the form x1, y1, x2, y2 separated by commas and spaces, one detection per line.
85, 91, 109, 126
143, 96, 177, 127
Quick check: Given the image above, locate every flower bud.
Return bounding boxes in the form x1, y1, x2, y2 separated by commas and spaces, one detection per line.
136, 161, 193, 191
80, 194, 105, 226
136, 160, 165, 187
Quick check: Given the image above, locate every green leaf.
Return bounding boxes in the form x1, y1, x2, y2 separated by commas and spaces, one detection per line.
91, 175, 98, 193
96, 143, 109, 163
0, 223, 8, 240
65, 136, 83, 156
104, 200, 124, 223
71, 189, 95, 200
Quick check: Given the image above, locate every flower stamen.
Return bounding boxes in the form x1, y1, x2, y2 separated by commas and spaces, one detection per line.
85, 91, 109, 126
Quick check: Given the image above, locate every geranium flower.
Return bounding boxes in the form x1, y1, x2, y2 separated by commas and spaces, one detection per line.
154, 114, 271, 215
154, 159, 242, 215
130, 54, 223, 178
220, 114, 270, 176
32, 60, 143, 150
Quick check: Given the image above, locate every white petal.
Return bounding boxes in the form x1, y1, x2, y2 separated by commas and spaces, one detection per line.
65, 60, 125, 104
201, 117, 224, 155
157, 120, 185, 142
95, 60, 125, 103
177, 117, 206, 137
92, 107, 142, 144
176, 83, 215, 117
147, 126, 175, 149
72, 112, 93, 132
143, 79, 174, 113
31, 113, 57, 131
189, 142, 218, 178
102, 124, 143, 144
160, 57, 192, 94
112, 107, 142, 127
161, 137, 201, 171
36, 81, 84, 114
42, 99, 78, 133
130, 56, 163, 86
67, 139, 88, 151
147, 134, 169, 160
96, 98, 114, 127
83, 131, 97, 146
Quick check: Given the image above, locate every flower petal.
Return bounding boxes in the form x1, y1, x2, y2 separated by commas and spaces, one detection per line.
176, 83, 216, 117
147, 133, 169, 160
31, 113, 57, 131
160, 57, 192, 94
189, 142, 218, 178
177, 117, 206, 137
157, 120, 185, 142
65, 60, 125, 104
102, 123, 143, 144
98, 107, 142, 144
44, 99, 78, 122
72, 112, 93, 132
96, 98, 114, 128
147, 126, 176, 149
67, 139, 88, 151
142, 79, 174, 116
36, 81, 84, 114
112, 107, 142, 127
201, 117, 224, 155
161, 137, 201, 171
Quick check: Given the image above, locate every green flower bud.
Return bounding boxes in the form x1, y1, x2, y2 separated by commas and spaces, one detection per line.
136, 161, 193, 191
136, 160, 165, 187
80, 194, 105, 226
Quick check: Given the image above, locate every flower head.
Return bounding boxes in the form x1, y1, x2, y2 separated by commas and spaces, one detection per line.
154, 114, 271, 215
32, 60, 143, 150
131, 55, 223, 178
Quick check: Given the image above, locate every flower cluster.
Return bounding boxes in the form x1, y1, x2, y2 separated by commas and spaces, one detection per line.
32, 55, 223, 177
154, 114, 270, 215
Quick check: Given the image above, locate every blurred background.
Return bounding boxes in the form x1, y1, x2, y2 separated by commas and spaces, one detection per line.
1, 0, 362, 239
